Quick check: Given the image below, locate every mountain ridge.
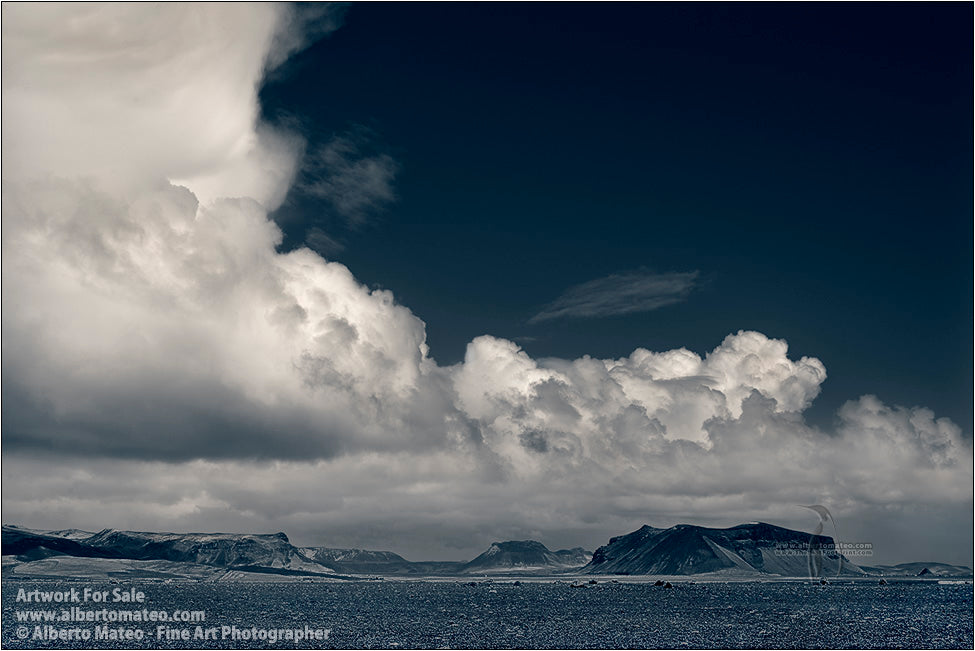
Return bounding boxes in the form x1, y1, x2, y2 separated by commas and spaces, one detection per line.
2, 525, 334, 576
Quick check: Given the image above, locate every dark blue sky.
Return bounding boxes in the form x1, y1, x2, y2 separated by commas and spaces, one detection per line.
263, 3, 972, 433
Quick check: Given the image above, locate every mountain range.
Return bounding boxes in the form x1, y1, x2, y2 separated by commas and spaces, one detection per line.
3, 523, 969, 580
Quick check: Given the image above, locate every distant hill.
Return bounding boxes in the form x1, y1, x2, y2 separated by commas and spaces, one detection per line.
301, 541, 591, 575
302, 547, 410, 566
860, 562, 972, 578
298, 547, 464, 574
461, 541, 591, 574
583, 522, 867, 577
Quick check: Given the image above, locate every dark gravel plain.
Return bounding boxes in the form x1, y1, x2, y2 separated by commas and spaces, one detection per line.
3, 579, 972, 649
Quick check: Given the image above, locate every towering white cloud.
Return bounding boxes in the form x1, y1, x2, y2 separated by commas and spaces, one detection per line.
1, 4, 970, 564
1, 4, 316, 207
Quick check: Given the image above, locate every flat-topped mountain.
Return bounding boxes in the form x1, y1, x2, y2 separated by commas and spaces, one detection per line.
462, 540, 591, 574
83, 529, 331, 574
583, 522, 867, 576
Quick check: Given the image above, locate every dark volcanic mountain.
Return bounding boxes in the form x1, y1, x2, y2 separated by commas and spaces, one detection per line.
461, 540, 591, 574
583, 522, 866, 576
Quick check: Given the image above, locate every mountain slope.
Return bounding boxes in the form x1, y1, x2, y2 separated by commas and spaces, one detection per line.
2, 525, 117, 561
43, 528, 97, 541
4, 555, 231, 581
583, 522, 866, 576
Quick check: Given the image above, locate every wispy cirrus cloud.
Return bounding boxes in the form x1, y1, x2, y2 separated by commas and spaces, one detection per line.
304, 226, 346, 256
529, 270, 699, 323
301, 127, 398, 226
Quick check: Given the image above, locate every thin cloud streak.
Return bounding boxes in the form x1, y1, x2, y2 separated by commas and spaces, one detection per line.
301, 128, 398, 226
530, 270, 699, 324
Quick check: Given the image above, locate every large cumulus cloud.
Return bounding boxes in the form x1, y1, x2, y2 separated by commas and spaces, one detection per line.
2, 179, 438, 459
1, 4, 970, 564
